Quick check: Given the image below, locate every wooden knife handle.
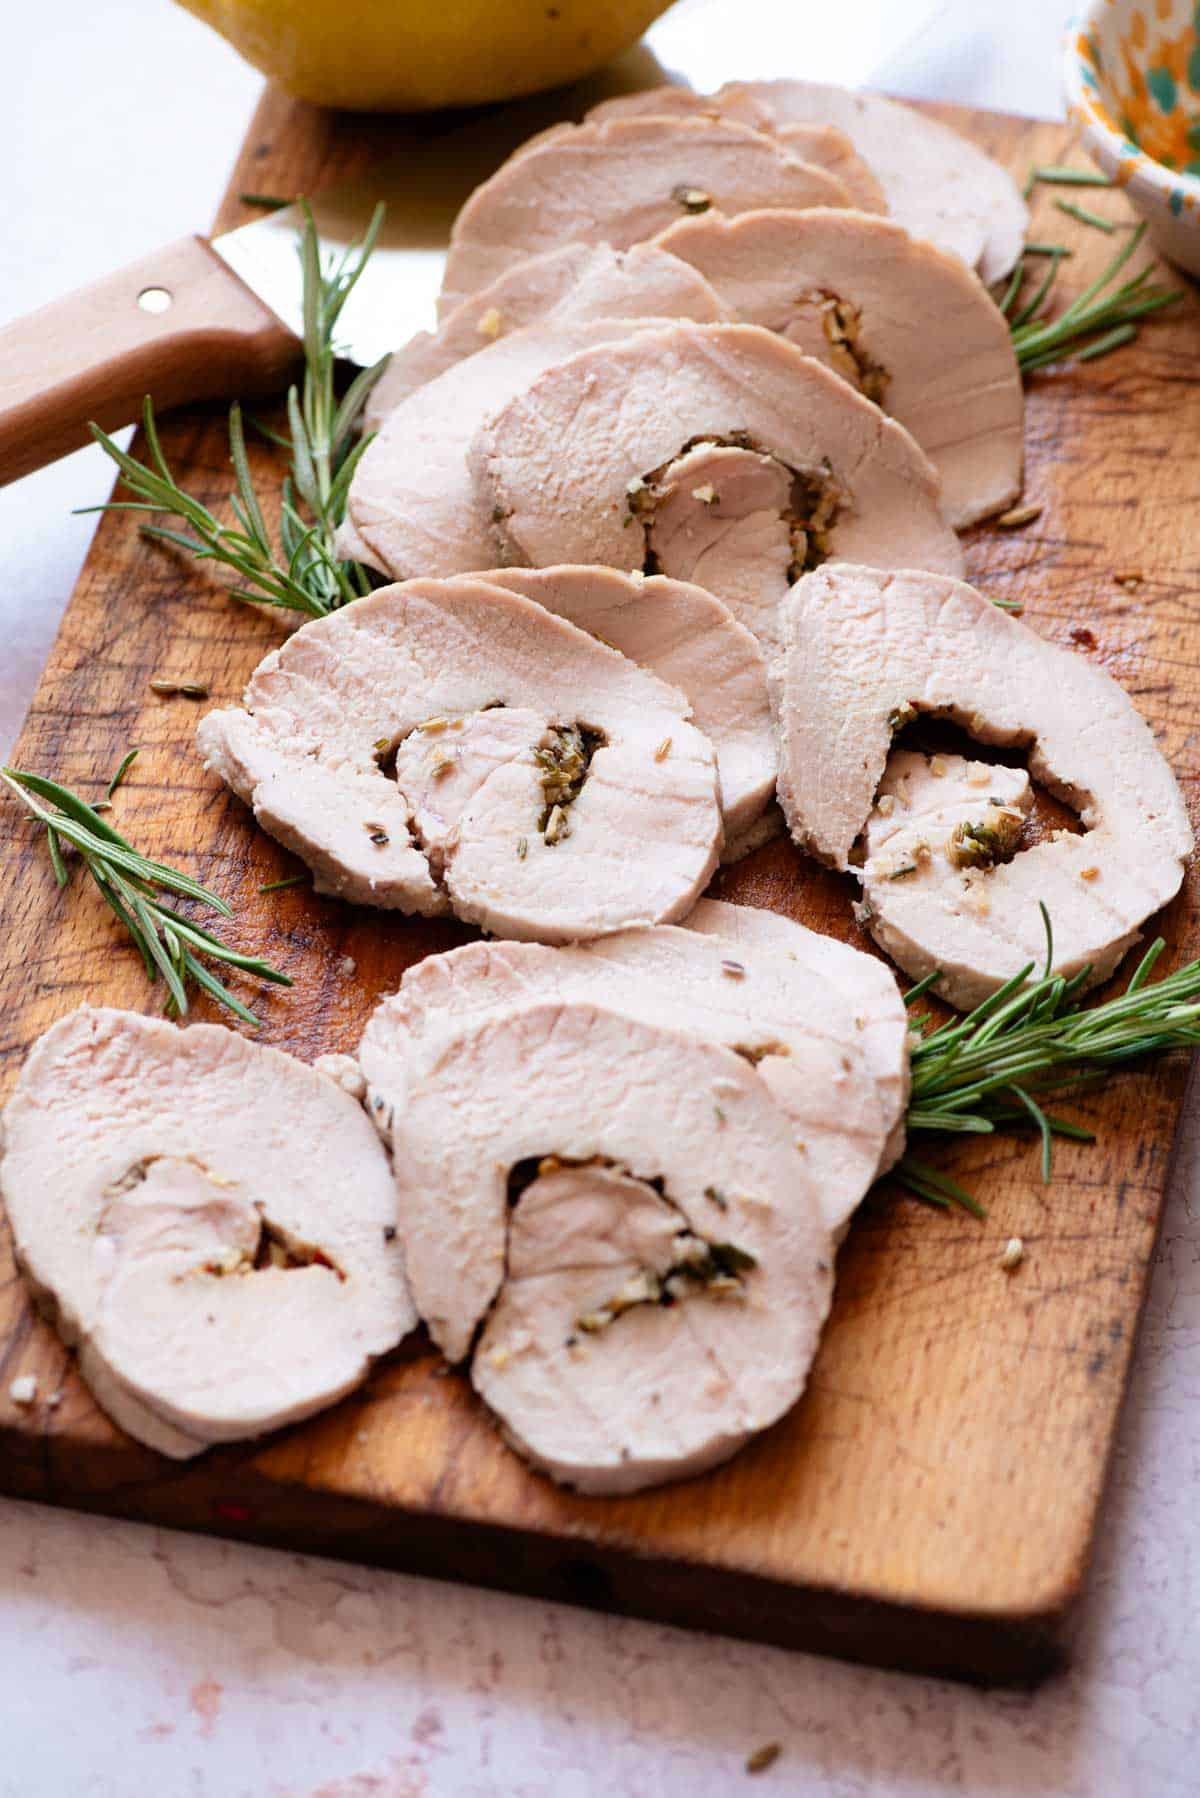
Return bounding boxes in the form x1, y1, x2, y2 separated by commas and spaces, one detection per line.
0, 235, 300, 486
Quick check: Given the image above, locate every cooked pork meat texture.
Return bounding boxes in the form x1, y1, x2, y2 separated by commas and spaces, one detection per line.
582, 89, 888, 212
585, 81, 1027, 278
772, 124, 888, 214
773, 564, 1193, 1008
358, 897, 909, 1235
342, 317, 703, 581
363, 241, 731, 429
197, 577, 722, 942
472, 321, 964, 659
0, 1007, 414, 1459
438, 115, 853, 313
653, 208, 1024, 528
586, 83, 778, 132
726, 80, 1029, 283
685, 896, 910, 1181
467, 565, 774, 841
639, 440, 794, 652
389, 997, 832, 1492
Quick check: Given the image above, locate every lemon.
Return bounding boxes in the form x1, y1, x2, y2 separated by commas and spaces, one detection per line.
176, 0, 675, 112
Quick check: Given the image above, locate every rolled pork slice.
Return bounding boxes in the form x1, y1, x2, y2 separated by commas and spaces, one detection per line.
583, 89, 888, 212
469, 565, 775, 841
773, 564, 1193, 1007
358, 898, 910, 1233
472, 321, 964, 659
439, 115, 852, 313
391, 997, 832, 1491
364, 241, 731, 428
0, 1007, 414, 1459
653, 208, 1024, 528
342, 318, 692, 581
197, 577, 722, 942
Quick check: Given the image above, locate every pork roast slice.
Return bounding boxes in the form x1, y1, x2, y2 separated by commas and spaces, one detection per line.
582, 89, 887, 212
0, 1007, 414, 1459
653, 208, 1024, 528
197, 577, 722, 942
773, 565, 1193, 1008
583, 81, 1027, 280
342, 318, 684, 581
391, 997, 832, 1492
719, 80, 1028, 282
439, 114, 852, 312
469, 565, 775, 841
358, 900, 909, 1234
365, 242, 730, 428
472, 321, 964, 659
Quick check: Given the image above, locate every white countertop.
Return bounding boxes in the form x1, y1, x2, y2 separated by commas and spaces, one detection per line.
2, 3, 1197, 1792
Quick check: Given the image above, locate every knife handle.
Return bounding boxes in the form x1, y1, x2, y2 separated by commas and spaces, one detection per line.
0, 235, 299, 486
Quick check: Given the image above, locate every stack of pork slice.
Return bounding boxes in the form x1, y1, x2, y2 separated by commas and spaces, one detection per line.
4, 82, 1191, 1494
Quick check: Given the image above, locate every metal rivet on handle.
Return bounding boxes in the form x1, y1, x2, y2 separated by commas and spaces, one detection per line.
137, 287, 173, 315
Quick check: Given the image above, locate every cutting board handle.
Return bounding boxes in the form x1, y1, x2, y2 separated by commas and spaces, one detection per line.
0, 235, 299, 486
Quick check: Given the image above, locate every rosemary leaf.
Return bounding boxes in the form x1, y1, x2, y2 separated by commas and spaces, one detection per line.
1054, 197, 1116, 233
1032, 165, 1112, 187
998, 257, 1026, 319
107, 747, 139, 797
2, 766, 291, 1028
1076, 322, 1138, 362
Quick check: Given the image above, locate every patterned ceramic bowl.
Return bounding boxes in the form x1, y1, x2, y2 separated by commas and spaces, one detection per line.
1064, 0, 1200, 275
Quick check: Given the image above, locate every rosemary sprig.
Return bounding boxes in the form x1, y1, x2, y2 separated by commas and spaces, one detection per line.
3, 767, 291, 1028
894, 928, 1200, 1214
1007, 223, 1182, 372
83, 203, 389, 619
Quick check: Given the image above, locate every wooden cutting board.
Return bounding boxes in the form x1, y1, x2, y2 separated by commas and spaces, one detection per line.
1, 84, 1197, 1688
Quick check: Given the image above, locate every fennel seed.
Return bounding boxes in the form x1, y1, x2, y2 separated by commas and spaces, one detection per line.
655, 736, 672, 762
746, 1743, 782, 1775
995, 502, 1043, 529
150, 678, 209, 699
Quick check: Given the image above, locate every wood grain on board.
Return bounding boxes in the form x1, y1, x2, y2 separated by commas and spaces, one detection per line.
1, 86, 1197, 1687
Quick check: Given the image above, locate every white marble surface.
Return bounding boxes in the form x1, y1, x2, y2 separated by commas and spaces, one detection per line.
3, 2, 1198, 1793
